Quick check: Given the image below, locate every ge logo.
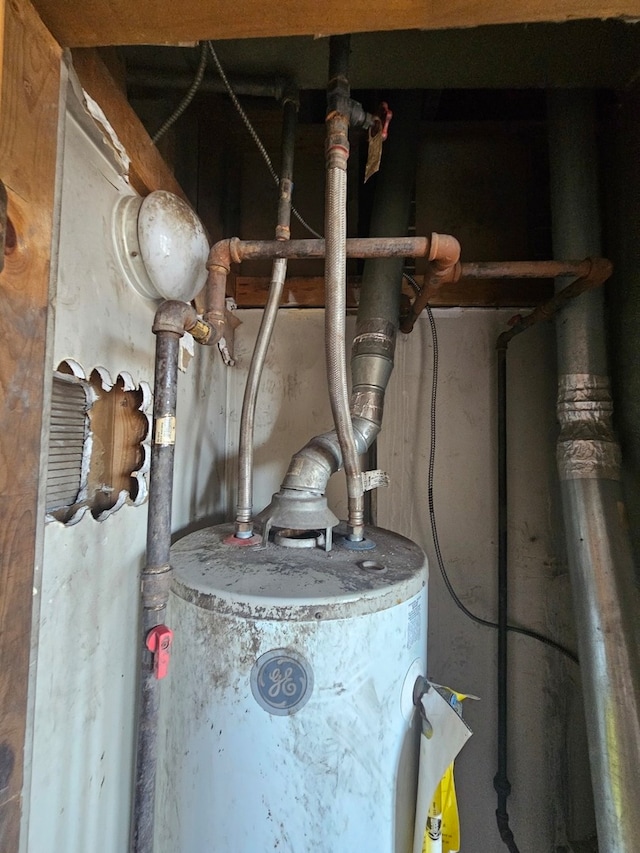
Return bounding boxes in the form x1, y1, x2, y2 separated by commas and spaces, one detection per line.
250, 649, 313, 716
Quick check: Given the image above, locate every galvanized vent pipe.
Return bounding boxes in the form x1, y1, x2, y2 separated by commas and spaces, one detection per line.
548, 90, 640, 852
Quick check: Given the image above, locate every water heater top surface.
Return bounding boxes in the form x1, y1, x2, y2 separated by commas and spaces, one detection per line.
170, 523, 427, 621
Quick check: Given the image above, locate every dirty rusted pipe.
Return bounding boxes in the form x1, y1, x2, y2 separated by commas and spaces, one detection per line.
131, 300, 213, 853
399, 234, 461, 333
460, 259, 593, 279
496, 257, 613, 347
207, 235, 437, 264
399, 257, 611, 334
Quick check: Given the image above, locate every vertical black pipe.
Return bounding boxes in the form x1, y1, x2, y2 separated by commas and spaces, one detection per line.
328, 35, 351, 99
132, 329, 181, 853
494, 340, 519, 853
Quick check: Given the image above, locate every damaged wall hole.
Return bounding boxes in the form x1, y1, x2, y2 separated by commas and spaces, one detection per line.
46, 360, 151, 524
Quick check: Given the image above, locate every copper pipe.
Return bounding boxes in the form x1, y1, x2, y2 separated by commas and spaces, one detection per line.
399, 236, 462, 333
202, 267, 228, 343
400, 257, 612, 335
497, 257, 613, 347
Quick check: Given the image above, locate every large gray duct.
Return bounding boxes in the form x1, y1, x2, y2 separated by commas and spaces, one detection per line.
548, 90, 640, 852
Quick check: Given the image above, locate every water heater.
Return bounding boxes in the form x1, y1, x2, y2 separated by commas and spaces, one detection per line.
155, 523, 427, 852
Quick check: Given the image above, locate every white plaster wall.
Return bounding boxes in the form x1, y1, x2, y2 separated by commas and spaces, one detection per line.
228, 308, 570, 852
24, 94, 228, 853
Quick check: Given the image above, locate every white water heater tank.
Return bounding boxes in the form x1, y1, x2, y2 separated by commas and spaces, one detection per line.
155, 523, 427, 853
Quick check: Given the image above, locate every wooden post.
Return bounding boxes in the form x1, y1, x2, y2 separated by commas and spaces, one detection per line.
0, 1, 61, 847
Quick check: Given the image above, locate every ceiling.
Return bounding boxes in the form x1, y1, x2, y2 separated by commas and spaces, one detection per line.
120, 22, 640, 92
32, 0, 640, 47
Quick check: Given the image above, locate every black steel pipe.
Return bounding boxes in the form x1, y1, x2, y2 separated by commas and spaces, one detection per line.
128, 68, 287, 100
494, 342, 519, 853
131, 307, 188, 853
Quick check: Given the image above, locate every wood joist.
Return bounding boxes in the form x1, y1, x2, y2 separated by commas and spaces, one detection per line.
33, 0, 640, 48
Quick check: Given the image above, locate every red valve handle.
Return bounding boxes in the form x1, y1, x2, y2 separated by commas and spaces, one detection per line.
375, 102, 393, 141
146, 624, 174, 680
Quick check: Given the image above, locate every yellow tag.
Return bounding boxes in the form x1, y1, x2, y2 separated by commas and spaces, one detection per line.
364, 122, 384, 183
423, 765, 460, 853
154, 415, 176, 446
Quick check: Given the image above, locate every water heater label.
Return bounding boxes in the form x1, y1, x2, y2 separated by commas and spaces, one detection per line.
250, 649, 313, 716
407, 598, 422, 649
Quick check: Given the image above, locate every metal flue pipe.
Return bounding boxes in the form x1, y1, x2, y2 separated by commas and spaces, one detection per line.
548, 90, 640, 852
234, 95, 298, 538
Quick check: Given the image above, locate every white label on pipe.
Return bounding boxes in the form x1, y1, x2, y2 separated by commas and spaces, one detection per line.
362, 469, 390, 491
154, 415, 176, 446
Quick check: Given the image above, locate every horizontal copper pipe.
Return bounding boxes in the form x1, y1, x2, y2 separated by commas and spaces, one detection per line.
401, 257, 613, 334
497, 257, 613, 346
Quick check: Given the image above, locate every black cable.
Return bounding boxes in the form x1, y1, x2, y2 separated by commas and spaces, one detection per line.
208, 42, 322, 240
152, 42, 209, 144
402, 272, 579, 666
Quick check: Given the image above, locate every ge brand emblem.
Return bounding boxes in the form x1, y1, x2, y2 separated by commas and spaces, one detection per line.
250, 649, 313, 716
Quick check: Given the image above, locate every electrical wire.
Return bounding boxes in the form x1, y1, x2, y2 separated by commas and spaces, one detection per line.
152, 42, 209, 144
207, 41, 322, 239
402, 272, 579, 666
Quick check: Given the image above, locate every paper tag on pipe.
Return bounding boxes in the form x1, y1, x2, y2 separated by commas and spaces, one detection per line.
154, 415, 176, 447
364, 120, 384, 183
362, 469, 390, 491
413, 688, 472, 853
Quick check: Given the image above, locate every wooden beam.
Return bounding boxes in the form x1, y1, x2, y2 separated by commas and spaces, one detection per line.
71, 48, 187, 200
0, 1, 61, 848
233, 274, 554, 309
33, 0, 640, 48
